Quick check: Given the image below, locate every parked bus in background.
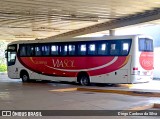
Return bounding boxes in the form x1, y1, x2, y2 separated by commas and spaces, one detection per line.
5, 35, 154, 85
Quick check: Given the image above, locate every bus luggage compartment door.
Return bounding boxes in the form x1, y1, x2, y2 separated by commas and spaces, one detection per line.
8, 66, 19, 79
105, 69, 128, 83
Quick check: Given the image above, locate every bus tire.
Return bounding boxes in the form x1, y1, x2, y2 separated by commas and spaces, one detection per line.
78, 74, 90, 86
21, 71, 30, 82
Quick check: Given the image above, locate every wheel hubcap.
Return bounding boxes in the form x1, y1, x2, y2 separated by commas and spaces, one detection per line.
81, 77, 88, 85
23, 75, 28, 81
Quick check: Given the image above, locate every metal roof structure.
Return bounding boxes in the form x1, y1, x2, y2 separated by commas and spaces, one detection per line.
1, 0, 160, 41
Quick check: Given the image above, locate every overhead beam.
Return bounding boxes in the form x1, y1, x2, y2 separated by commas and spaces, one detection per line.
47, 8, 160, 39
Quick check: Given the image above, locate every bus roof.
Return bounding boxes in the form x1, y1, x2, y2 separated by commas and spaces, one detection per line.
8, 34, 151, 45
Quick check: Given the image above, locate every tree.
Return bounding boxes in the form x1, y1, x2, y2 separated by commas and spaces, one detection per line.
0, 41, 7, 64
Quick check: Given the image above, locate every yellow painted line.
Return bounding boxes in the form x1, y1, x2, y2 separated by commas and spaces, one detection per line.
49, 88, 77, 92
118, 84, 134, 88
154, 103, 160, 108
128, 84, 134, 88
77, 88, 160, 97
128, 104, 154, 110
126, 103, 160, 111
49, 87, 160, 97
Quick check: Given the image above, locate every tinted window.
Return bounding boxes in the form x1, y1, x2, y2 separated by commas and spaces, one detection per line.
98, 43, 108, 55
78, 44, 86, 55
68, 44, 76, 55
19, 45, 26, 56
35, 45, 42, 56
42, 45, 50, 56
18, 39, 132, 57
139, 38, 153, 52
110, 42, 120, 55
60, 45, 68, 56
26, 45, 34, 56
121, 42, 130, 55
51, 45, 59, 55
88, 43, 96, 55
109, 40, 131, 56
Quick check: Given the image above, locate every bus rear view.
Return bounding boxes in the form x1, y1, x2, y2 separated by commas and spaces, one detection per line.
131, 36, 154, 83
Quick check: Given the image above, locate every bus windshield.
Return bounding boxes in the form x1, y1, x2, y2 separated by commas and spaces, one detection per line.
139, 38, 153, 52
7, 45, 17, 66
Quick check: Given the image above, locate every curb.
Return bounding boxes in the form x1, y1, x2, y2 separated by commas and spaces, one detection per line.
77, 88, 160, 97
49, 87, 160, 97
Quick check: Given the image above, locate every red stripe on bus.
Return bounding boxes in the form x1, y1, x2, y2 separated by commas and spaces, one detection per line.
18, 56, 129, 77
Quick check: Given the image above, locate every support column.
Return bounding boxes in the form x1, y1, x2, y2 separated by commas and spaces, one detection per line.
109, 29, 115, 36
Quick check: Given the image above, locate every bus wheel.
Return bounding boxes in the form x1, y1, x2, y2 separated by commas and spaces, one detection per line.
21, 72, 30, 82
79, 75, 90, 86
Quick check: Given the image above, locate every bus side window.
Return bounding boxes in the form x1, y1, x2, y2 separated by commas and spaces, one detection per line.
68, 44, 76, 55
121, 43, 129, 55
19, 45, 26, 56
51, 45, 59, 55
35, 45, 42, 56
98, 43, 108, 55
60, 45, 68, 56
42, 45, 50, 56
110, 43, 119, 55
78, 44, 86, 55
26, 45, 34, 56
88, 43, 96, 55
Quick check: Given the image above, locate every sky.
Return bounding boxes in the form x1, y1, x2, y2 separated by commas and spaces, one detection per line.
115, 25, 160, 47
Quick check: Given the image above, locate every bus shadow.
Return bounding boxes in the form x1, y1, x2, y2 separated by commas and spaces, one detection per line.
27, 80, 118, 88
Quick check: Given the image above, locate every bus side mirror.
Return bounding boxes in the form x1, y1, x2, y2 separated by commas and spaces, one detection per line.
5, 50, 7, 58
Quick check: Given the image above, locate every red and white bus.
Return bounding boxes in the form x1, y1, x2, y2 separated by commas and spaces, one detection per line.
5, 35, 154, 85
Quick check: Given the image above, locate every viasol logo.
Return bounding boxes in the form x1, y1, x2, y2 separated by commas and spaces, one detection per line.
139, 52, 153, 70
142, 59, 153, 67
52, 59, 75, 68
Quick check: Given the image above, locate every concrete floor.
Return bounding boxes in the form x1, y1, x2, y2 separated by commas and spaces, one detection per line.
0, 73, 160, 119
